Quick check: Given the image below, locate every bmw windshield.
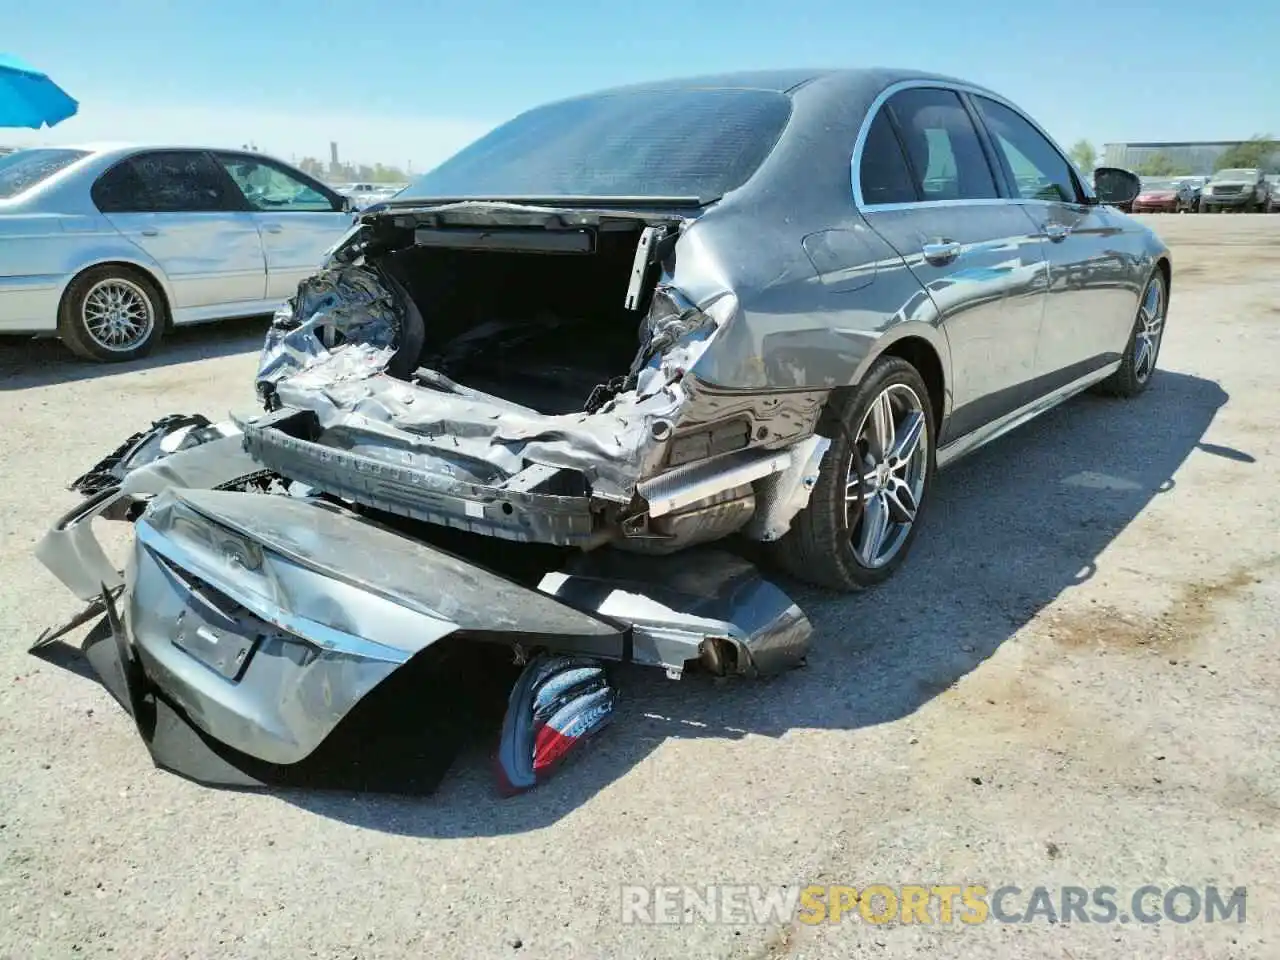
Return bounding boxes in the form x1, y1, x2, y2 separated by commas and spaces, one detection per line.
398, 87, 793, 205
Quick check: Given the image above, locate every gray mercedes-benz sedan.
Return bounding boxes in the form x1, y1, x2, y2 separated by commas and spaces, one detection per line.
33, 68, 1165, 791
244, 67, 1163, 591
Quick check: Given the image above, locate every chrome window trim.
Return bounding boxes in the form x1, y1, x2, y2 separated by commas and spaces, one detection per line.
851, 79, 1096, 212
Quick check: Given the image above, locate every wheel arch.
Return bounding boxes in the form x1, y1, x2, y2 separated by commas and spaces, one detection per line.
1154, 254, 1172, 299
836, 325, 950, 434
57, 260, 174, 330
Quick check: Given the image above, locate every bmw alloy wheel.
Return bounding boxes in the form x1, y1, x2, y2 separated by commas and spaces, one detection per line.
82, 277, 156, 352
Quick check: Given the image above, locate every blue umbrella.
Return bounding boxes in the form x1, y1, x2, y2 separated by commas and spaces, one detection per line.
0, 53, 78, 129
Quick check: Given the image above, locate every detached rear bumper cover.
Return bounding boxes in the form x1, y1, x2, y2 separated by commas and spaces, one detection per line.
122, 488, 625, 765
47, 483, 806, 790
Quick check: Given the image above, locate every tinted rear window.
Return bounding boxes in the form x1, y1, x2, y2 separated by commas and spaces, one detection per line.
401, 88, 793, 204
0, 148, 90, 199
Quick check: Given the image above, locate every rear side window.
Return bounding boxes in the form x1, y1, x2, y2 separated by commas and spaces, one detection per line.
858, 109, 917, 205
92, 162, 150, 213
92, 151, 237, 213
885, 88, 999, 201
402, 87, 794, 204
973, 96, 1080, 203
0, 148, 89, 199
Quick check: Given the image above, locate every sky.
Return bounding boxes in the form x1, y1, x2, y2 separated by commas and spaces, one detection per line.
5, 0, 1276, 174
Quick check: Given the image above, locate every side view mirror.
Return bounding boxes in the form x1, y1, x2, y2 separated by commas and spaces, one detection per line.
1092, 166, 1142, 207
338, 194, 354, 214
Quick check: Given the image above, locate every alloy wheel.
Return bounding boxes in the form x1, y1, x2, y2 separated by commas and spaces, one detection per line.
844, 384, 929, 569
1134, 279, 1165, 384
82, 278, 155, 352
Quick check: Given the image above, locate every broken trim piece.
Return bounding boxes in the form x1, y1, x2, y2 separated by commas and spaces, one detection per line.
742, 435, 831, 541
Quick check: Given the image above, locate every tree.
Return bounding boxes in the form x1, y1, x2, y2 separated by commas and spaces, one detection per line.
1214, 135, 1279, 172
1068, 139, 1097, 172
1135, 152, 1190, 177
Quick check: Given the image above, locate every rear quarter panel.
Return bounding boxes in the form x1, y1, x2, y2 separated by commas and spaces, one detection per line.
678, 207, 947, 408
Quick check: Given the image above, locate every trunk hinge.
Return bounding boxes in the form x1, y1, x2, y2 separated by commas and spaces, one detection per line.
624, 226, 660, 311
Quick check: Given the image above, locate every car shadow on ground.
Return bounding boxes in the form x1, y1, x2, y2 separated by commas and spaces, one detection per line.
0, 316, 270, 390
271, 370, 1243, 836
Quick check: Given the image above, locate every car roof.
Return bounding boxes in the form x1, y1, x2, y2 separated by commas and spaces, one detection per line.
565, 67, 970, 96
50, 143, 288, 162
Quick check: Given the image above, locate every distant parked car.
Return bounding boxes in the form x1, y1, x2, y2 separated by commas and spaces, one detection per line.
1133, 177, 1196, 213
1267, 175, 1280, 212
339, 182, 406, 210
1175, 175, 1209, 210
1200, 168, 1269, 212
0, 144, 358, 361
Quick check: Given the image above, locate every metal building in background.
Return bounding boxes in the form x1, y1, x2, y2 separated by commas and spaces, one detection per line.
1103, 141, 1278, 175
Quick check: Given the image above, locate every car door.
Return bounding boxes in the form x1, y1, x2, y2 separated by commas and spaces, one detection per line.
212, 152, 351, 302
855, 86, 1049, 443
91, 150, 266, 310
968, 94, 1135, 389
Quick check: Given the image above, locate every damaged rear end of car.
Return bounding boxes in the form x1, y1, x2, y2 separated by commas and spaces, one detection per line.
246, 196, 830, 556
29, 77, 831, 795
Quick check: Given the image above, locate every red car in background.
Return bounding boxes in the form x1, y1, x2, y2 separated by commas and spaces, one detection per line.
1132, 177, 1196, 213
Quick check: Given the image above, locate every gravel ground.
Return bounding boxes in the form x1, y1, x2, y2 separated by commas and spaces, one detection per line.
1, 214, 1277, 959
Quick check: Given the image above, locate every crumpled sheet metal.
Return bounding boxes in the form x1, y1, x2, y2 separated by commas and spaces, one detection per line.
495, 654, 616, 796
259, 256, 732, 503
273, 368, 689, 503
255, 263, 402, 393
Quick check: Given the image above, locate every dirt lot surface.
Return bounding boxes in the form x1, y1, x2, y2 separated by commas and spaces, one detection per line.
1, 214, 1277, 959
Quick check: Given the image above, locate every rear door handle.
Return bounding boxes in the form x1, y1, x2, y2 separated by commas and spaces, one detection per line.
1043, 223, 1070, 242
262, 223, 283, 234
922, 240, 961, 264
140, 227, 159, 237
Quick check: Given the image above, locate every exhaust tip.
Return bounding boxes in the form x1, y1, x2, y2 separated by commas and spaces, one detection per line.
698, 637, 740, 676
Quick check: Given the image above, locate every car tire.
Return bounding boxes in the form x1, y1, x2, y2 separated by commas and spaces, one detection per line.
58, 266, 166, 363
769, 355, 936, 592
1096, 269, 1166, 399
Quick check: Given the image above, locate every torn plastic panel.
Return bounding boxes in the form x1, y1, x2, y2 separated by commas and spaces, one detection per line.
35, 433, 271, 605
68, 413, 240, 498
495, 654, 616, 796
537, 549, 811, 678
